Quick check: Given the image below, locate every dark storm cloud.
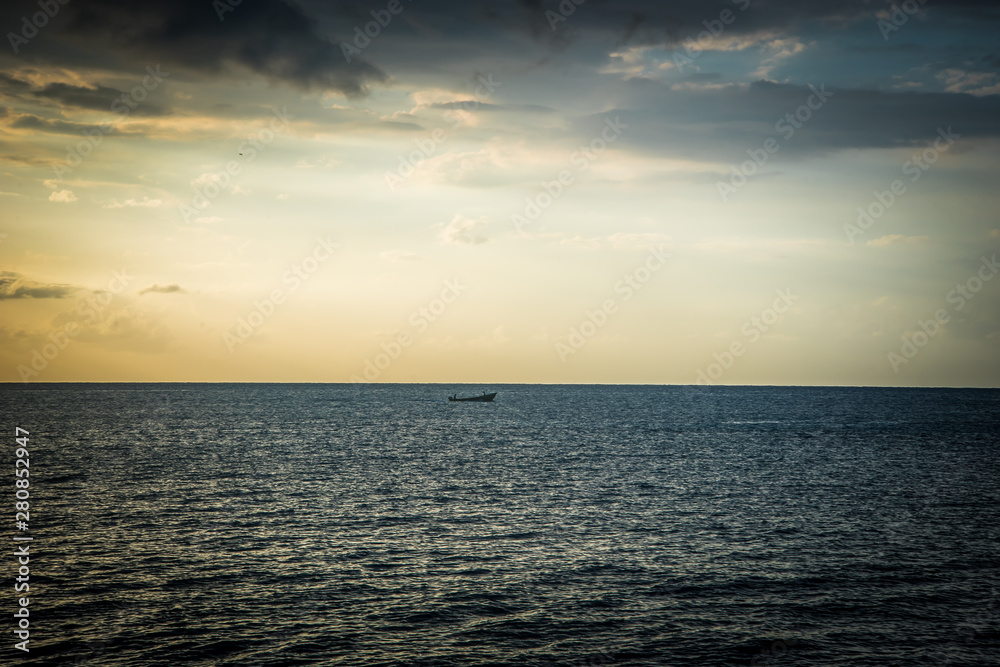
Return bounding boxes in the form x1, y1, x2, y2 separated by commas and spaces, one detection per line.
0, 271, 78, 300
0, 72, 32, 94
770, 84, 1000, 150
4, 0, 998, 96
1, 0, 385, 95
0, 73, 170, 118
1, 0, 997, 159
33, 81, 127, 110
570, 80, 1000, 163
732, 80, 1000, 147
33, 82, 170, 116
328, 0, 996, 49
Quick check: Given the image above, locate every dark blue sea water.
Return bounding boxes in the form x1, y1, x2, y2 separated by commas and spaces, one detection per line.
1, 384, 998, 666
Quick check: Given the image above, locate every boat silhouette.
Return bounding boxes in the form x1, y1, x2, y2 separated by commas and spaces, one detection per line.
448, 392, 497, 402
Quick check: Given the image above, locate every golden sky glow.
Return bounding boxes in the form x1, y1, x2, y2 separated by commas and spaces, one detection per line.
1, 0, 999, 384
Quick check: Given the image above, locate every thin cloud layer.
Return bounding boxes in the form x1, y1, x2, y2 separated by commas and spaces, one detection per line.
0, 271, 78, 300
139, 283, 185, 295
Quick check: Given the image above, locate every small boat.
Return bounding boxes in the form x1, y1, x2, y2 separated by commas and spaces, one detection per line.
448, 392, 497, 402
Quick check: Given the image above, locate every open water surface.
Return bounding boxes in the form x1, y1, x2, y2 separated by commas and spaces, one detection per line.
2, 384, 998, 666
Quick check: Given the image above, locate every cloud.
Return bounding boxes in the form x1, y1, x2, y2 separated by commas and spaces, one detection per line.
191, 172, 222, 187
503, 0, 992, 48
866, 234, 930, 247
30, 81, 169, 116
9, 113, 119, 137
29, 0, 387, 96
0, 271, 78, 300
67, 304, 174, 354
749, 38, 809, 80
104, 197, 163, 208
438, 214, 490, 245
49, 190, 77, 202
0, 72, 32, 96
936, 68, 1000, 97
415, 141, 537, 188
430, 101, 505, 111
139, 283, 185, 295
32, 81, 129, 109
592, 81, 1000, 164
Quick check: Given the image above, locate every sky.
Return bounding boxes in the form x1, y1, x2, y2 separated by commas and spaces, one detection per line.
0, 0, 998, 385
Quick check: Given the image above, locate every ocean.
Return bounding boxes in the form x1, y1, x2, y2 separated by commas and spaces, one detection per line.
2, 384, 998, 666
